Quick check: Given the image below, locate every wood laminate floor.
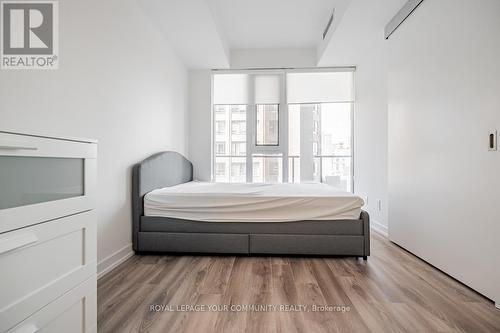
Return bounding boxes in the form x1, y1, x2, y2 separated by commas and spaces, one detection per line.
98, 232, 500, 333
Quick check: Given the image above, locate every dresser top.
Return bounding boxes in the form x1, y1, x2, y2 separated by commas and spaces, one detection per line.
0, 130, 97, 144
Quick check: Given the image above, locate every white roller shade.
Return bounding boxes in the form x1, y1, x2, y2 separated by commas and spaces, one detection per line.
254, 75, 280, 104
213, 74, 249, 104
287, 71, 354, 104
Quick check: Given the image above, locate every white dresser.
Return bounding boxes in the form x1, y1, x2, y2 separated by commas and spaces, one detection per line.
0, 131, 97, 333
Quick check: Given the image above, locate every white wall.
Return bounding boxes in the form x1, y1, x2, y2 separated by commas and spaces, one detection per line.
351, 46, 389, 231
317, 0, 406, 230
231, 48, 316, 68
188, 70, 212, 181
0, 0, 188, 276
388, 0, 500, 304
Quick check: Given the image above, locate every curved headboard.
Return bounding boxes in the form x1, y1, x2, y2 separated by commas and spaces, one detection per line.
132, 151, 193, 251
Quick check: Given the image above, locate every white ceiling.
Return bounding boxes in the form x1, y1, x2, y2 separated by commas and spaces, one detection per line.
138, 0, 231, 69
138, 0, 405, 69
210, 0, 350, 49
318, 0, 407, 66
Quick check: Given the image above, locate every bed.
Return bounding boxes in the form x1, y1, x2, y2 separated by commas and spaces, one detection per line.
132, 151, 370, 259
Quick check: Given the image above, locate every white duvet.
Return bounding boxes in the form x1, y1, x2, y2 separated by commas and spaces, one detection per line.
144, 181, 364, 222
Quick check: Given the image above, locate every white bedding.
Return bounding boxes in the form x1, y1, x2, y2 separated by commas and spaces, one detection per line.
144, 181, 364, 222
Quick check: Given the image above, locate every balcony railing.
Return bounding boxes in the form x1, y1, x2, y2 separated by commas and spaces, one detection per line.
288, 155, 352, 184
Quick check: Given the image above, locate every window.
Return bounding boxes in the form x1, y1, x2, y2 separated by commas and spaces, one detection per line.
256, 104, 279, 145
252, 154, 283, 183
215, 142, 226, 155
232, 120, 246, 135
231, 159, 246, 183
231, 142, 246, 156
212, 69, 354, 191
231, 105, 246, 114
215, 120, 225, 135
289, 102, 352, 191
215, 162, 226, 178
213, 104, 247, 182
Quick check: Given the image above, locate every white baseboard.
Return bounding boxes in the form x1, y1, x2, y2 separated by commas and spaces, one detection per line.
97, 243, 134, 280
370, 219, 388, 237
496, 302, 500, 310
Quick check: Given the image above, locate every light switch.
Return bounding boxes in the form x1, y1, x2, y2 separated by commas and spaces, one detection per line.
489, 130, 497, 151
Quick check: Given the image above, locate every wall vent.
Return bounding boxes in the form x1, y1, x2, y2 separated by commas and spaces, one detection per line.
322, 9, 335, 40
384, 0, 425, 39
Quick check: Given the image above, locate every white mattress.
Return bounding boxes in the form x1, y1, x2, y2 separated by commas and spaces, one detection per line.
144, 181, 364, 222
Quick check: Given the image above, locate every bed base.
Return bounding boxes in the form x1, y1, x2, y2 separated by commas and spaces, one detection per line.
136, 232, 369, 258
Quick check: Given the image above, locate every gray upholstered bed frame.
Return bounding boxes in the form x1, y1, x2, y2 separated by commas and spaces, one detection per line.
132, 152, 370, 259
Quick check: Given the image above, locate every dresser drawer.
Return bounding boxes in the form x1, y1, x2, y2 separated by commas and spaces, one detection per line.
7, 276, 97, 333
0, 211, 96, 332
0, 131, 97, 233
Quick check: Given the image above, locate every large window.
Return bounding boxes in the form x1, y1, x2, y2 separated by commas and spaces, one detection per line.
212, 69, 354, 191
213, 104, 247, 183
288, 103, 352, 190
